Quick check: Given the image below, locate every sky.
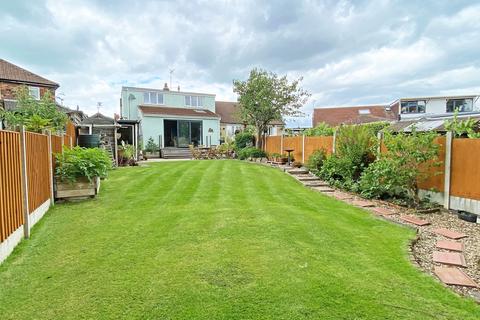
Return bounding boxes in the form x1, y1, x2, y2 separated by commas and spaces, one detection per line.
1, 0, 480, 127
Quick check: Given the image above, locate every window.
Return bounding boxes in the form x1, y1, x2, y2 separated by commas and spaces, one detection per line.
401, 100, 426, 114
143, 92, 164, 105
358, 109, 371, 115
185, 95, 204, 107
446, 99, 473, 113
28, 86, 40, 100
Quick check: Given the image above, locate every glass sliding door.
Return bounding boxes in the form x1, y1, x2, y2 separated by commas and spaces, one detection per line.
163, 120, 203, 147
190, 121, 202, 146
178, 121, 190, 147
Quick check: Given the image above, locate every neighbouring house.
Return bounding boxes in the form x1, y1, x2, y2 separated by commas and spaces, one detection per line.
389, 95, 480, 121
215, 100, 284, 140
0, 59, 59, 129
120, 84, 221, 155
312, 105, 397, 127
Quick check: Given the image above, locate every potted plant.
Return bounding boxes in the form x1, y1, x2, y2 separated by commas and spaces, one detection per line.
54, 147, 112, 199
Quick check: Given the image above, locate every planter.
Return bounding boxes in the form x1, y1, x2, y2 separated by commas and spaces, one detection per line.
55, 176, 100, 200
458, 211, 478, 223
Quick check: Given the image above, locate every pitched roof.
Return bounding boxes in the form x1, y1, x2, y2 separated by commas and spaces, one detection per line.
214, 101, 284, 125
80, 112, 116, 125
313, 105, 397, 127
139, 106, 220, 118
0, 59, 59, 88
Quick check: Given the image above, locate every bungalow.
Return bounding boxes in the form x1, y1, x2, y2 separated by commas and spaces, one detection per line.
120, 84, 220, 153
215, 101, 284, 140
312, 105, 397, 127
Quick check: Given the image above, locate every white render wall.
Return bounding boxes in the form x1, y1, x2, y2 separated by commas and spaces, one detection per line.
400, 96, 480, 120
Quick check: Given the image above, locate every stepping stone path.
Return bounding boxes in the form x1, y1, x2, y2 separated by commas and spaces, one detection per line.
296, 176, 321, 182
434, 267, 478, 288
433, 251, 467, 267
351, 200, 375, 208
400, 215, 430, 226
436, 240, 464, 252
433, 228, 467, 240
311, 186, 335, 193
371, 207, 394, 216
304, 181, 330, 187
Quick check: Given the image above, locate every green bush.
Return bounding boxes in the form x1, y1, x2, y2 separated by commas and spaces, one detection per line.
55, 147, 112, 183
237, 147, 266, 160
234, 132, 255, 149
145, 137, 158, 153
306, 149, 327, 173
359, 130, 439, 206
319, 124, 376, 189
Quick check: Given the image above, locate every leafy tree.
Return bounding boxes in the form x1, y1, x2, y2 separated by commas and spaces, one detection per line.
444, 109, 480, 138
233, 68, 310, 147
304, 122, 335, 136
234, 131, 255, 150
0, 85, 67, 133
359, 129, 439, 206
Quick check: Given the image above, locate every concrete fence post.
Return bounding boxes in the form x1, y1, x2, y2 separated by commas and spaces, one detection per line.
302, 134, 305, 163
443, 131, 453, 209
46, 130, 55, 206
19, 126, 30, 238
332, 130, 337, 154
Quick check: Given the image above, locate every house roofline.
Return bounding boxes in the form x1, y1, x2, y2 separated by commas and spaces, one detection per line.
121, 86, 216, 97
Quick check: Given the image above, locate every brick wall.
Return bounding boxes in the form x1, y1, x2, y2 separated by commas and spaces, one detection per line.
0, 82, 56, 100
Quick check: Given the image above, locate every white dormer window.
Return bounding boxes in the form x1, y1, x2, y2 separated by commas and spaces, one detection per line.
358, 109, 371, 115
143, 92, 164, 105
185, 95, 204, 107
29, 86, 40, 100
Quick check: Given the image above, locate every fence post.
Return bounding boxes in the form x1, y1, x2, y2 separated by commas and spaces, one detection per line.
376, 131, 384, 158
280, 133, 284, 154
47, 130, 55, 206
19, 126, 30, 238
443, 131, 453, 209
332, 130, 337, 154
302, 134, 305, 163
61, 135, 65, 152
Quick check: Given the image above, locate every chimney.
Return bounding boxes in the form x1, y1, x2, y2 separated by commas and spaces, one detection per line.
163, 82, 169, 91
177, 85, 180, 92
76, 105, 79, 111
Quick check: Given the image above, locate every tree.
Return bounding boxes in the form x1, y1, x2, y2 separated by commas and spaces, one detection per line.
233, 68, 310, 148
0, 85, 67, 133
145, 137, 159, 153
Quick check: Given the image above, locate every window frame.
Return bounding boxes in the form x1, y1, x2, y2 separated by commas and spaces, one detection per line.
400, 100, 426, 114
143, 91, 164, 105
28, 86, 40, 100
185, 95, 204, 107
446, 98, 473, 113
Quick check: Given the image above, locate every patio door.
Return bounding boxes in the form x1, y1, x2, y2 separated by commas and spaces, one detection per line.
178, 121, 190, 147
164, 120, 203, 147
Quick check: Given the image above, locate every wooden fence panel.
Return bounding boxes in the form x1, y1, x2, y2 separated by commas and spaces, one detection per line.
304, 136, 334, 162
66, 121, 77, 146
51, 135, 62, 170
265, 136, 282, 156
283, 137, 303, 162
0, 130, 24, 242
450, 138, 480, 200
25, 132, 51, 213
416, 136, 445, 192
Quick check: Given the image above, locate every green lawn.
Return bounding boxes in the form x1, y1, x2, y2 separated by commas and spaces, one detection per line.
0, 161, 478, 319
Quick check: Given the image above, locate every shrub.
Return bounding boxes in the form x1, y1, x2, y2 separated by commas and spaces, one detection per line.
145, 137, 158, 153
55, 147, 112, 183
359, 130, 439, 206
237, 147, 266, 160
306, 149, 327, 173
319, 124, 376, 189
234, 131, 255, 149
292, 161, 302, 168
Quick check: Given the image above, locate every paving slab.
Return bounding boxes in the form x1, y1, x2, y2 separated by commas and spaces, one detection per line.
433, 228, 468, 240
436, 240, 464, 252
434, 267, 478, 287
297, 176, 321, 182
303, 181, 330, 187
433, 251, 467, 267
311, 186, 335, 193
351, 200, 375, 207
400, 215, 430, 226
287, 168, 309, 175
371, 207, 395, 216
332, 191, 354, 200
